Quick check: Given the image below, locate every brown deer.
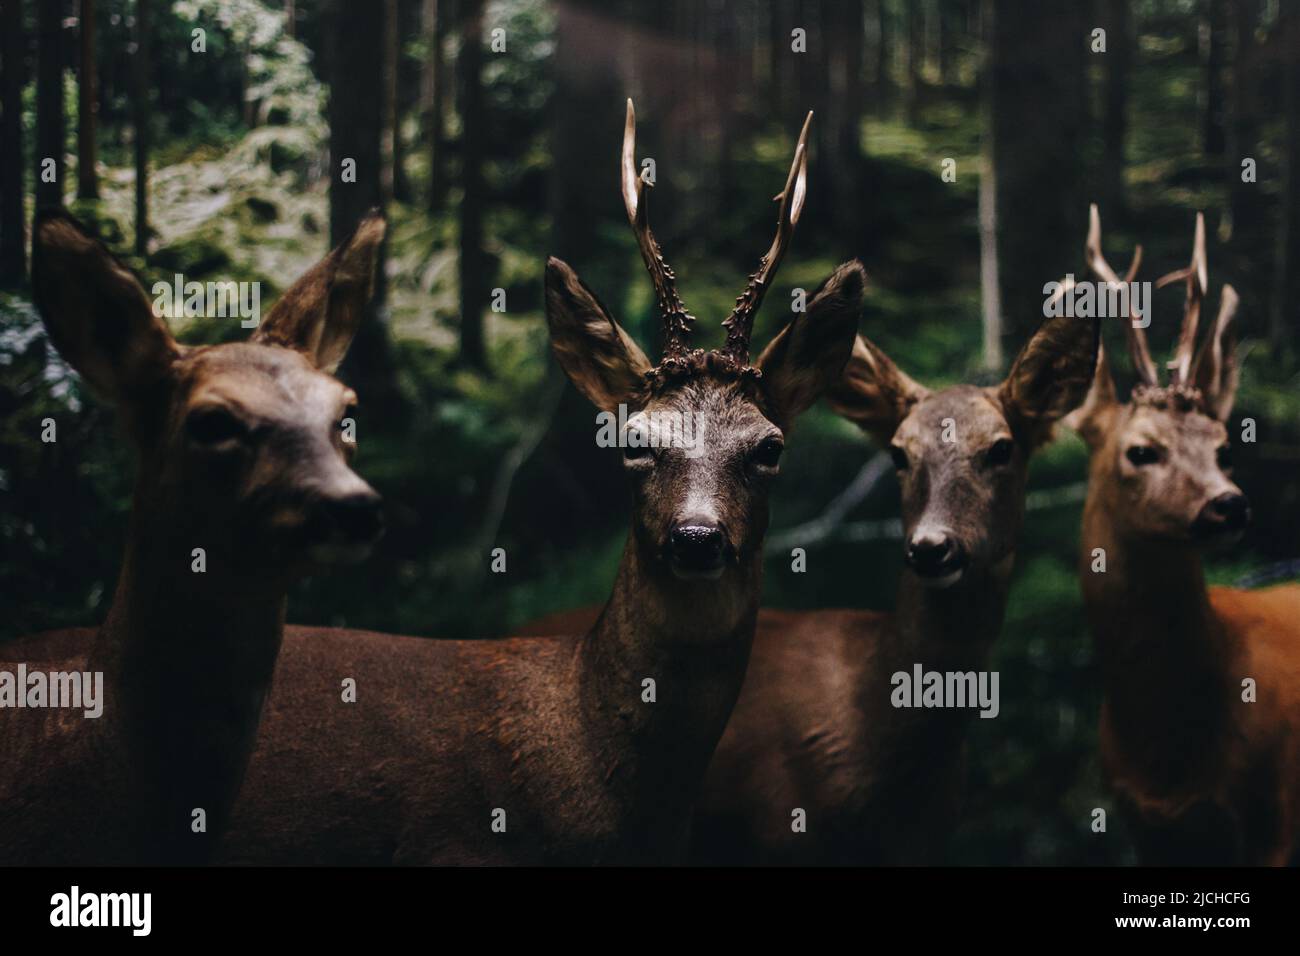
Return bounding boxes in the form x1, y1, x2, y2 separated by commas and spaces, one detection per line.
526, 298, 1099, 863
1069, 205, 1300, 865
0, 209, 387, 864
202, 101, 864, 865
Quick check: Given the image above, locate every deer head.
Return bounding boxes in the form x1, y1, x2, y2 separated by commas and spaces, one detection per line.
547, 101, 863, 587
828, 317, 1098, 588
31, 210, 388, 581
1069, 205, 1246, 544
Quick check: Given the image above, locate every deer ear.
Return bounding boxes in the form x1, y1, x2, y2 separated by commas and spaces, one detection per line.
253, 211, 386, 372
756, 260, 865, 428
545, 257, 653, 412
1062, 340, 1119, 448
31, 210, 181, 402
825, 332, 927, 446
999, 315, 1099, 449
1192, 285, 1240, 422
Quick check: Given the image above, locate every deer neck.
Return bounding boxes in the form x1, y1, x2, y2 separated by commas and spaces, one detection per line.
889, 555, 1012, 668
578, 535, 759, 844
89, 490, 287, 861
1080, 488, 1233, 786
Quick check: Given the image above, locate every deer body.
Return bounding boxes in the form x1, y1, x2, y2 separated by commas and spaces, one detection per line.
1072, 205, 1300, 865
1, 211, 387, 865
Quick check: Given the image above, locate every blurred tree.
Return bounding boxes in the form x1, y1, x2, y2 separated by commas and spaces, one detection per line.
0, 0, 25, 286
1099, 0, 1130, 220
285, 0, 295, 37
77, 0, 98, 200
457, 0, 487, 370
422, 0, 450, 213
36, 0, 65, 210
132, 0, 149, 255
383, 0, 411, 202
1271, 1, 1299, 350
979, 0, 1001, 371
1203, 0, 1227, 156
990, 0, 1087, 347
821, 0, 865, 249
1224, 0, 1260, 241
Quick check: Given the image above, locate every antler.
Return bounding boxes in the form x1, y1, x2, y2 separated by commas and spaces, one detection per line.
1155, 211, 1207, 386
720, 111, 813, 366
622, 99, 694, 362
1085, 204, 1156, 385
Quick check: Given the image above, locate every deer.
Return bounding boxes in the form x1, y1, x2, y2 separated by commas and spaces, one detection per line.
199, 100, 865, 865
524, 286, 1100, 864
0, 209, 388, 865
1068, 204, 1300, 865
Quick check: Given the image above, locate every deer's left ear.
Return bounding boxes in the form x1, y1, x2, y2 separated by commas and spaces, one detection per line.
756, 260, 865, 428
1192, 284, 1240, 422
254, 211, 386, 372
999, 314, 1099, 449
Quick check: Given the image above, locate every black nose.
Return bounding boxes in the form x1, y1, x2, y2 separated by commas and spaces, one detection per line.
905, 533, 967, 579
670, 524, 726, 571
326, 491, 385, 544
1192, 492, 1251, 537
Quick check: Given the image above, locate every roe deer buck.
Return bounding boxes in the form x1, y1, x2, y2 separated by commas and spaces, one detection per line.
525, 300, 1099, 863
0, 210, 387, 865
1069, 205, 1300, 865
205, 101, 864, 865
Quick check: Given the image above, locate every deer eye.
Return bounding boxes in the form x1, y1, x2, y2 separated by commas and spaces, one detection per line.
186, 407, 247, 446
986, 438, 1014, 467
1125, 445, 1161, 466
752, 437, 784, 470
889, 445, 909, 471
1217, 444, 1233, 469
623, 443, 653, 466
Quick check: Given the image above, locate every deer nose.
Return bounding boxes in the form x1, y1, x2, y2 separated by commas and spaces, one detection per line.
325, 490, 385, 545
1192, 492, 1251, 538
669, 522, 727, 577
906, 532, 967, 583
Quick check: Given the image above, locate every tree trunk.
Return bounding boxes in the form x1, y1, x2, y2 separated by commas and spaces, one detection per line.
1224, 0, 1259, 241
1100, 0, 1130, 219
1203, 0, 1227, 156
990, 0, 1087, 348
36, 0, 65, 210
132, 0, 149, 255
0, 0, 26, 287
457, 0, 488, 370
383, 0, 411, 203
1271, 3, 1299, 349
77, 0, 98, 200
329, 0, 396, 405
979, 0, 1001, 371
285, 0, 295, 37
425, 0, 450, 212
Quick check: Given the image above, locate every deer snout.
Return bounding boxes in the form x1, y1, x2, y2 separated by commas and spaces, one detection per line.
303, 484, 385, 562
667, 520, 729, 580
906, 530, 967, 587
1191, 492, 1251, 540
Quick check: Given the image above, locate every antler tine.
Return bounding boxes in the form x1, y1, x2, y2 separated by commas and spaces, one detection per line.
1086, 204, 1158, 385
1154, 212, 1207, 385
621, 98, 694, 361
721, 111, 813, 366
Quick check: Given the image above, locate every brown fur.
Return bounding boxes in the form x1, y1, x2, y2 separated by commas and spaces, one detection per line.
0, 210, 385, 864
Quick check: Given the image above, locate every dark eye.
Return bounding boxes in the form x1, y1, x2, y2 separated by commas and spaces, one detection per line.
889, 445, 909, 471
1217, 444, 1233, 469
623, 443, 652, 465
752, 437, 784, 469
986, 438, 1014, 467
186, 407, 247, 446
1126, 445, 1160, 466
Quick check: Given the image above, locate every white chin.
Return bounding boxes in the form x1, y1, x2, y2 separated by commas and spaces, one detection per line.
917, 567, 964, 589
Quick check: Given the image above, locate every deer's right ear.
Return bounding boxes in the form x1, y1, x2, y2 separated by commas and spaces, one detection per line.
32, 211, 181, 401
254, 211, 386, 372
545, 257, 653, 411
825, 334, 928, 445
1062, 340, 1119, 448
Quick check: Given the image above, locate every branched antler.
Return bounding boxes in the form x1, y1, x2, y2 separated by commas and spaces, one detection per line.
1085, 204, 1155, 385
1155, 211, 1207, 386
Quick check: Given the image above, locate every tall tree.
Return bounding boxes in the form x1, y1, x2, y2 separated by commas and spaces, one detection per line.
132, 0, 149, 255
1203, 0, 1227, 156
0, 0, 26, 286
1271, 2, 1299, 348
423, 0, 451, 213
1099, 0, 1130, 219
328, 0, 395, 402
989, 0, 1087, 349
1224, 0, 1259, 241
979, 0, 1001, 371
456, 0, 487, 370
383, 0, 411, 202
78, 0, 98, 199
36, 0, 65, 210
